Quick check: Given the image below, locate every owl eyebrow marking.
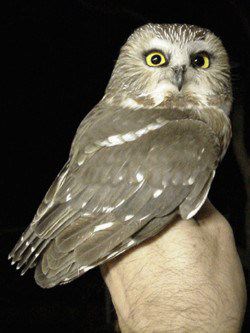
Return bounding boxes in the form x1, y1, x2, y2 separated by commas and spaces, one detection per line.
148, 37, 172, 51
143, 49, 166, 57
191, 50, 213, 58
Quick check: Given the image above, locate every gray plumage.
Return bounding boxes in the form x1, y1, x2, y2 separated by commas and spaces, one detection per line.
9, 23, 232, 288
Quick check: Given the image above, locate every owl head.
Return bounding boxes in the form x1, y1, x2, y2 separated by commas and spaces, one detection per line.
106, 23, 232, 113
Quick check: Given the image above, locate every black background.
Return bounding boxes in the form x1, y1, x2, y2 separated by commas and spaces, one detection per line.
2, 0, 249, 331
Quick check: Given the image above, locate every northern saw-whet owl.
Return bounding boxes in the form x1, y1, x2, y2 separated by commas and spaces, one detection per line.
9, 23, 232, 288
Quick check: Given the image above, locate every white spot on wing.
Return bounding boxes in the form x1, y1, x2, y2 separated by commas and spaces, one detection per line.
115, 199, 125, 208
140, 213, 151, 221
78, 156, 86, 166
82, 212, 91, 217
135, 127, 149, 137
136, 172, 144, 182
66, 193, 72, 202
106, 206, 114, 213
186, 197, 206, 219
147, 123, 163, 131
79, 265, 94, 273
124, 214, 134, 221
172, 179, 178, 185
126, 239, 136, 247
121, 98, 142, 109
94, 222, 114, 232
106, 251, 119, 260
188, 177, 194, 185
90, 118, 169, 151
122, 132, 137, 141
153, 189, 163, 198
108, 135, 124, 145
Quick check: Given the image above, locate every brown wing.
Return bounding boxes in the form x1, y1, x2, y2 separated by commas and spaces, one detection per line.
9, 106, 220, 288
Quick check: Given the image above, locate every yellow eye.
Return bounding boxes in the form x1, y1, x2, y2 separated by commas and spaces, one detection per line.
145, 52, 167, 67
191, 53, 210, 69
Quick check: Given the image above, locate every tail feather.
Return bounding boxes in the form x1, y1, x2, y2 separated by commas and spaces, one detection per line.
9, 227, 34, 260
20, 239, 51, 276
34, 213, 176, 288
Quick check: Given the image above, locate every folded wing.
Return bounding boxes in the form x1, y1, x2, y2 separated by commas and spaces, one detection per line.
9, 106, 220, 288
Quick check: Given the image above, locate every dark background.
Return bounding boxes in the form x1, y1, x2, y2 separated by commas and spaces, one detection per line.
2, 0, 249, 331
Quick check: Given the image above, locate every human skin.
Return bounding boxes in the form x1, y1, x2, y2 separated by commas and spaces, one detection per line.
101, 201, 247, 333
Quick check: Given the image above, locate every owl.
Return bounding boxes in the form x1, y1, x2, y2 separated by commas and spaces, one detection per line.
9, 23, 232, 288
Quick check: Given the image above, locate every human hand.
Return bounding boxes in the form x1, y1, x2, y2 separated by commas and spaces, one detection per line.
102, 201, 247, 333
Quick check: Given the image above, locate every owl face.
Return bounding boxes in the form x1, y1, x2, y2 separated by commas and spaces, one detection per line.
106, 24, 232, 111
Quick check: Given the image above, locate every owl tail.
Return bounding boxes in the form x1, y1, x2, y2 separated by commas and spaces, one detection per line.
34, 213, 176, 288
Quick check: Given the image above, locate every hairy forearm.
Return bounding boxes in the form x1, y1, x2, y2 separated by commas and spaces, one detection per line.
102, 201, 247, 333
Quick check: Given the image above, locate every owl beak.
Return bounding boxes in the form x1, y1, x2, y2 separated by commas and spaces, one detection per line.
172, 65, 186, 91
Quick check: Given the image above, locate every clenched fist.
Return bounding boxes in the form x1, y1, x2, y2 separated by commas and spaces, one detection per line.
102, 201, 246, 333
